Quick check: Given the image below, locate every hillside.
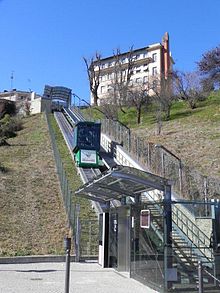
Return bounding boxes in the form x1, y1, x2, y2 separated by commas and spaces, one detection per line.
0, 114, 68, 256
132, 93, 220, 179
86, 91, 220, 179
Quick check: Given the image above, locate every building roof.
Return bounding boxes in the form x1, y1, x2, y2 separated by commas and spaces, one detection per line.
93, 43, 162, 64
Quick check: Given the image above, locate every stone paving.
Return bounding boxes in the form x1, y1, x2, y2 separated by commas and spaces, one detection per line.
0, 262, 158, 293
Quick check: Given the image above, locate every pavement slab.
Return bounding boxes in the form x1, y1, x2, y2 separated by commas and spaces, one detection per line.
0, 262, 158, 293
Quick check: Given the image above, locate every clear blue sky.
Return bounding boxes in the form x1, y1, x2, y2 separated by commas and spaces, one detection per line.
0, 0, 219, 102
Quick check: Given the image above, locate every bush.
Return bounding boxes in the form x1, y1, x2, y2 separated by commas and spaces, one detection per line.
0, 114, 23, 140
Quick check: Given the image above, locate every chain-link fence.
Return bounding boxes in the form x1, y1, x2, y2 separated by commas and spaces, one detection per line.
46, 113, 98, 257
46, 112, 75, 228
101, 118, 220, 203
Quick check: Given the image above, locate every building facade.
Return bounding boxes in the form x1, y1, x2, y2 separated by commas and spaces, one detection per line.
0, 89, 51, 115
91, 32, 173, 105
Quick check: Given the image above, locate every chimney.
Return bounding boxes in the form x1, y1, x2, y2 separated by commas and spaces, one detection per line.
162, 32, 170, 79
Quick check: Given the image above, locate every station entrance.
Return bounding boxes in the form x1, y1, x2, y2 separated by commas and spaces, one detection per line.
75, 166, 220, 292
75, 166, 172, 291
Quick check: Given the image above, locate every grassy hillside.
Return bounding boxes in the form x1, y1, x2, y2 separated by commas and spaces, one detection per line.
84, 91, 220, 178
0, 114, 69, 256
131, 92, 220, 178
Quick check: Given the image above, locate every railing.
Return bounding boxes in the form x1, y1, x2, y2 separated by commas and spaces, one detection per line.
143, 190, 213, 263
45, 112, 99, 257
46, 112, 75, 229
100, 117, 220, 203
172, 204, 213, 261
101, 118, 131, 151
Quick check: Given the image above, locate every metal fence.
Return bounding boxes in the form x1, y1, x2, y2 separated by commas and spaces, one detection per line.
101, 118, 220, 204
46, 112, 75, 228
45, 113, 98, 257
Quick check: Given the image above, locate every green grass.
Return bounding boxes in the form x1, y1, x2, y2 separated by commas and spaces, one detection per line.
49, 114, 98, 220
81, 91, 220, 179
49, 114, 99, 254
82, 91, 220, 128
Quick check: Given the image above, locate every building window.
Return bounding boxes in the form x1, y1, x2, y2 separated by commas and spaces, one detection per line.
143, 76, 148, 84
132, 55, 137, 60
136, 67, 141, 73
152, 80, 158, 89
143, 64, 149, 72
101, 63, 108, 69
152, 67, 157, 76
136, 77, 142, 83
101, 86, 105, 94
152, 53, 157, 62
107, 85, 113, 92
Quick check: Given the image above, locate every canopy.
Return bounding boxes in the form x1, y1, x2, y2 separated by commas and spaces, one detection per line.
75, 166, 171, 204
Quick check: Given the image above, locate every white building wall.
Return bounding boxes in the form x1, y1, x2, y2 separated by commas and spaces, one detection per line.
30, 97, 52, 114
30, 98, 42, 114
93, 44, 163, 105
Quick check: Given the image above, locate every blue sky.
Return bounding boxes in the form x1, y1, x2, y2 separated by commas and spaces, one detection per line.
0, 0, 219, 102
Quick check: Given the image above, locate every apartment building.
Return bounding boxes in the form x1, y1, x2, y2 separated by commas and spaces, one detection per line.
91, 32, 173, 105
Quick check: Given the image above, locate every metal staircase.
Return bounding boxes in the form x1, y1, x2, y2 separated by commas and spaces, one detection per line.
141, 192, 218, 292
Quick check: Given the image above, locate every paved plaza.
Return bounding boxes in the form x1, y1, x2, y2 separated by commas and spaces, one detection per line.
0, 261, 158, 293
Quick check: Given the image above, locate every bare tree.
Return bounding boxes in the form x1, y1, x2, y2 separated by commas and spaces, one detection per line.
99, 101, 119, 120
151, 73, 175, 121
23, 98, 32, 116
127, 81, 151, 124
105, 47, 136, 113
83, 53, 102, 106
174, 70, 205, 109
197, 45, 220, 89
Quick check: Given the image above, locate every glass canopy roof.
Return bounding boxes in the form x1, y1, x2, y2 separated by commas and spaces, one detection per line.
75, 166, 171, 203
43, 85, 72, 101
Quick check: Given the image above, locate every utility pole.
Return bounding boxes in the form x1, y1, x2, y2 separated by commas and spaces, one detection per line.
10, 71, 14, 90
64, 236, 71, 293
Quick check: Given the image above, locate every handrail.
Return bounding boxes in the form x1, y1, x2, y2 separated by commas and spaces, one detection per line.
172, 204, 213, 260
143, 191, 213, 261
100, 116, 220, 200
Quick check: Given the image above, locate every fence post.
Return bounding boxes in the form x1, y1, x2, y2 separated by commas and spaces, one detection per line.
147, 143, 150, 170
204, 177, 208, 216
179, 160, 183, 197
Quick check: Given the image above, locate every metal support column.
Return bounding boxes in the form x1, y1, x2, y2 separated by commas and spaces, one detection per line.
198, 260, 204, 293
212, 200, 220, 280
163, 184, 173, 292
